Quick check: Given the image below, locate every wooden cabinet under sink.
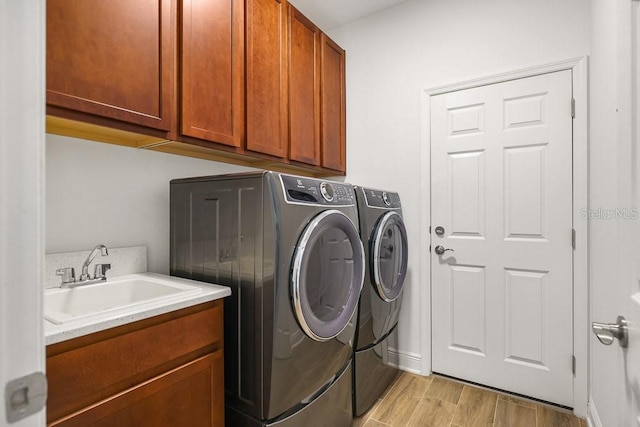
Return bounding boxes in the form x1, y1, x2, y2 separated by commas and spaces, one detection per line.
46, 300, 224, 427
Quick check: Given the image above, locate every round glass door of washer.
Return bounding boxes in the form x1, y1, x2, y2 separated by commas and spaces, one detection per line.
371, 211, 408, 302
291, 210, 365, 342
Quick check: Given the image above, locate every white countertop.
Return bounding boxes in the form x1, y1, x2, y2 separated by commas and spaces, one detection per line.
45, 272, 231, 345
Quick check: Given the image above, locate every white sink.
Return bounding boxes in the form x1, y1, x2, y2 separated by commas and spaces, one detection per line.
44, 275, 203, 324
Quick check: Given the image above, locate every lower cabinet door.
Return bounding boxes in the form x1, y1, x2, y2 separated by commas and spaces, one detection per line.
49, 352, 224, 427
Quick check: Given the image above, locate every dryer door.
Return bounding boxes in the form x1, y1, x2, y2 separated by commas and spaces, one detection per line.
291, 210, 365, 342
371, 211, 408, 302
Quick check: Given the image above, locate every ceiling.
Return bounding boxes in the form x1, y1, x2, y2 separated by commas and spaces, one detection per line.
288, 0, 409, 30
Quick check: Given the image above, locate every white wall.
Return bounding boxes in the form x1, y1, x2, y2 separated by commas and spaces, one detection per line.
46, 134, 254, 275
329, 0, 590, 370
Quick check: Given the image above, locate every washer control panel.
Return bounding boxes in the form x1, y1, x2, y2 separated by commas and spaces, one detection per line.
319, 182, 334, 202
363, 188, 402, 209
281, 174, 355, 205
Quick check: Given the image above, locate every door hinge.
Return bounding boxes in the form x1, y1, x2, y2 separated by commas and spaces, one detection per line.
429, 245, 431, 253
429, 226, 432, 234
572, 355, 576, 375
5, 372, 47, 423
571, 98, 576, 118
572, 229, 576, 249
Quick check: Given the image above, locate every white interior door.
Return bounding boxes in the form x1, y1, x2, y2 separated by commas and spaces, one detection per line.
591, 1, 640, 424
0, 0, 46, 426
620, 169, 640, 426
431, 70, 574, 406
627, 4, 640, 423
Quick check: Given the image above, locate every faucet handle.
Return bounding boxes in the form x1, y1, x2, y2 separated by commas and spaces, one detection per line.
94, 263, 111, 279
55, 267, 75, 285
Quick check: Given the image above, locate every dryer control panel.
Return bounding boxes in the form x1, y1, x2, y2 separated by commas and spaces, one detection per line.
280, 174, 355, 205
363, 188, 402, 209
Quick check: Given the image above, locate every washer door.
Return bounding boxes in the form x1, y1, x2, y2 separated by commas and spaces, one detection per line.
371, 211, 408, 302
291, 210, 365, 342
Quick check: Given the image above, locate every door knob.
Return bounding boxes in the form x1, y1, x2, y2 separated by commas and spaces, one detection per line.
434, 245, 454, 255
592, 315, 628, 348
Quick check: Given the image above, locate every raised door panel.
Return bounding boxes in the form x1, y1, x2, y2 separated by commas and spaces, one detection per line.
448, 264, 487, 356
47, 0, 174, 131
181, 0, 244, 147
504, 268, 549, 368
288, 5, 320, 166
246, 0, 287, 157
320, 34, 346, 173
50, 353, 224, 427
449, 150, 486, 238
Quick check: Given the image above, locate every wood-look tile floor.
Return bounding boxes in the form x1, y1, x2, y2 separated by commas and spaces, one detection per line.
353, 372, 587, 427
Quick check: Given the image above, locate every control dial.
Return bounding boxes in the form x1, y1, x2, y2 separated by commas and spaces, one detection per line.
320, 182, 334, 202
382, 192, 391, 206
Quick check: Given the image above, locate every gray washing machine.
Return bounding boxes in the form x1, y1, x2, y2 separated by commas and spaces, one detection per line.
352, 186, 408, 416
170, 171, 364, 427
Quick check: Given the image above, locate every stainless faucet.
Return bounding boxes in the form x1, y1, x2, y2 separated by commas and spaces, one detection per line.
79, 244, 108, 281
55, 244, 111, 288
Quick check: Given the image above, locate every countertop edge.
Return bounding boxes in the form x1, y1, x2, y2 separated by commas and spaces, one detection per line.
45, 273, 231, 346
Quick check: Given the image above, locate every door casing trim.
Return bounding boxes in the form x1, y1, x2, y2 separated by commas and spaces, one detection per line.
419, 56, 589, 417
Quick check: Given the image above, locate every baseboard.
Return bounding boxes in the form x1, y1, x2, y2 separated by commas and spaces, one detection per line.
587, 396, 602, 427
388, 347, 422, 374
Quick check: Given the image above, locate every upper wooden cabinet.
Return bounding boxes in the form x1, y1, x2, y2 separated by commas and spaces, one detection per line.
47, 0, 174, 132
287, 5, 346, 173
245, 0, 288, 158
287, 5, 321, 166
286, 6, 346, 172
46, 0, 346, 175
181, 0, 244, 147
320, 34, 346, 173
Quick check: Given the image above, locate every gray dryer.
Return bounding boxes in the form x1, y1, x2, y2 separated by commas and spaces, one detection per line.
170, 171, 364, 426
352, 186, 408, 416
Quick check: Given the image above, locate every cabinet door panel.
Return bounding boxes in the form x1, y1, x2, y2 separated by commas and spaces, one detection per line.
46, 301, 223, 423
50, 353, 224, 427
320, 34, 346, 173
181, 0, 244, 147
246, 0, 288, 157
47, 0, 174, 131
288, 5, 320, 166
